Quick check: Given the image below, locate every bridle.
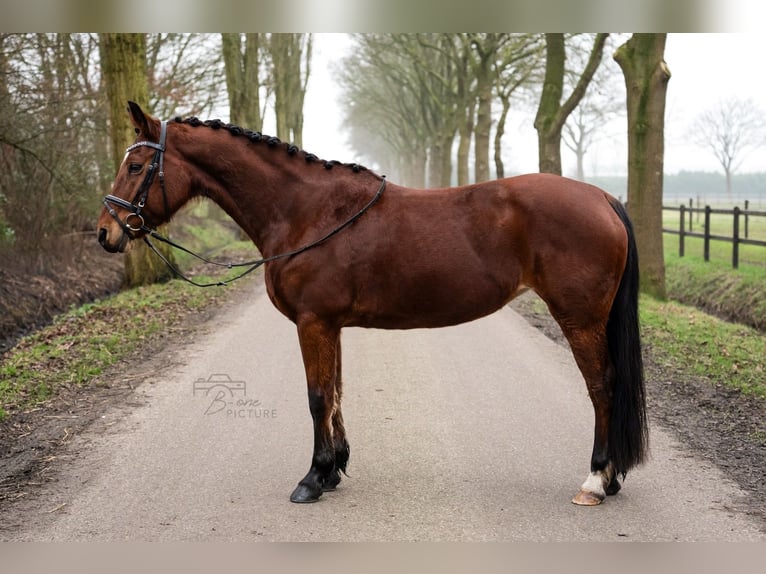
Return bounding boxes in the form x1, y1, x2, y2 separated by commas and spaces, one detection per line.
102, 120, 386, 288
103, 120, 170, 235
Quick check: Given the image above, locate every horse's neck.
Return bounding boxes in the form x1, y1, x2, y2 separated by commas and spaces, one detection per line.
177, 125, 381, 256
183, 142, 303, 253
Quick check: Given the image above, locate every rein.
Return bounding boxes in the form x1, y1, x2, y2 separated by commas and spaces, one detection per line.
103, 121, 386, 288
142, 176, 386, 287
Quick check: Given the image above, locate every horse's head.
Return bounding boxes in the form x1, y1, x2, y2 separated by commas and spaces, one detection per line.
97, 102, 189, 253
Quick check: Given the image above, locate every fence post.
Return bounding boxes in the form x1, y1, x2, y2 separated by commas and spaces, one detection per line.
704, 205, 711, 262
679, 204, 686, 257
732, 206, 740, 269
744, 199, 749, 239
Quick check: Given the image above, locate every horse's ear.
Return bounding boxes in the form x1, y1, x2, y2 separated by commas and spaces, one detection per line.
127, 101, 155, 139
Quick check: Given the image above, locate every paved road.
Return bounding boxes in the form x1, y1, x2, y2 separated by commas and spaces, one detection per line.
6, 280, 765, 541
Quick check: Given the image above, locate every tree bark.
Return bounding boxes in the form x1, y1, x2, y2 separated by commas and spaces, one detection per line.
456, 101, 474, 186
221, 33, 262, 130
99, 33, 175, 288
270, 33, 311, 147
614, 33, 670, 299
474, 84, 492, 182
494, 94, 511, 180
427, 135, 453, 188
534, 33, 607, 175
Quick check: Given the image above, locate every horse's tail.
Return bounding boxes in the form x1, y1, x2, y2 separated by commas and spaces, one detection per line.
606, 197, 649, 477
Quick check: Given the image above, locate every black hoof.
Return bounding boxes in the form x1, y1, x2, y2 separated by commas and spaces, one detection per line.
606, 475, 622, 496
290, 482, 323, 503
322, 470, 342, 492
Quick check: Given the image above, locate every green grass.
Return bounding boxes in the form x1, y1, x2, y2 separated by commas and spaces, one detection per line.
170, 201, 257, 270
663, 207, 766, 267
662, 251, 766, 331
640, 295, 766, 399
0, 276, 252, 421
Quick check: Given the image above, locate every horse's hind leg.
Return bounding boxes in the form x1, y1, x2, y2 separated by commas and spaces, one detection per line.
323, 337, 350, 491
290, 317, 342, 503
557, 322, 618, 506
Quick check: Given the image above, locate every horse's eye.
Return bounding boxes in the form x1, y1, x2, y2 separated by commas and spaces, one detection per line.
128, 163, 143, 175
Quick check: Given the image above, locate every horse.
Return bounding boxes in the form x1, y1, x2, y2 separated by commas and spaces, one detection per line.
98, 101, 647, 506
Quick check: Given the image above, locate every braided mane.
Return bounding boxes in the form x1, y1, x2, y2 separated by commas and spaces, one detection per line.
173, 116, 367, 174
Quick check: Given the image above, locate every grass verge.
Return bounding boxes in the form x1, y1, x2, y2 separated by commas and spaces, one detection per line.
0, 201, 261, 422
640, 294, 766, 399
0, 268, 255, 423
664, 252, 766, 331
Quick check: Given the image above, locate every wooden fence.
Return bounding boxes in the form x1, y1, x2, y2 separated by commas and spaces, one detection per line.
663, 200, 766, 268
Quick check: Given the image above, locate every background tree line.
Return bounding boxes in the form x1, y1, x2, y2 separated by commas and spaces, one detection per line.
4, 33, 725, 298
0, 33, 311, 286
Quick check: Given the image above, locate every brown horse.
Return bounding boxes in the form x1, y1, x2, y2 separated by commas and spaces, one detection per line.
98, 102, 647, 506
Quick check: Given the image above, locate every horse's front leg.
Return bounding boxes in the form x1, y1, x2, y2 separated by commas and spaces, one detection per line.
290, 317, 341, 503
322, 336, 349, 492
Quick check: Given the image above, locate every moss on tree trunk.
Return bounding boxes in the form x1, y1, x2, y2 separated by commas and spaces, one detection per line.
614, 33, 670, 299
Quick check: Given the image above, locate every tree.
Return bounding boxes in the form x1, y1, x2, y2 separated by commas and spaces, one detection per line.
340, 34, 463, 187
689, 97, 765, 196
0, 34, 106, 262
99, 33, 175, 287
339, 34, 541, 187
534, 33, 608, 175
377, 34, 463, 187
339, 35, 427, 185
562, 35, 625, 180
221, 33, 265, 130
492, 34, 543, 180
614, 33, 670, 299
270, 33, 312, 147
146, 34, 225, 120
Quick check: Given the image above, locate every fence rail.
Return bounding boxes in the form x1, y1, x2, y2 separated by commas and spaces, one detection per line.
663, 200, 766, 268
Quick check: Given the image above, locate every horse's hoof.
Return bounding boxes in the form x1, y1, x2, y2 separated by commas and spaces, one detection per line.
605, 476, 622, 496
290, 483, 323, 503
322, 471, 342, 492
571, 489, 605, 506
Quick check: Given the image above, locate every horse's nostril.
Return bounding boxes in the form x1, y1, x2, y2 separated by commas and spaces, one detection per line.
98, 228, 107, 246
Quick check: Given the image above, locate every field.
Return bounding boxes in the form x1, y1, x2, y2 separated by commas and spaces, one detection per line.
663, 204, 766, 267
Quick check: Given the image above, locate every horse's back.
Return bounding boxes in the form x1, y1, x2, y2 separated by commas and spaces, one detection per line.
351, 174, 625, 327
268, 173, 628, 330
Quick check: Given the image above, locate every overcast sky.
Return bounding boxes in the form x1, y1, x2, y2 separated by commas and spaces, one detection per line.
298, 33, 766, 179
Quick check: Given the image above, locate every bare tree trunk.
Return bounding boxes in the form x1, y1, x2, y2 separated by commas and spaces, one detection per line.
494, 94, 511, 180
270, 33, 311, 147
456, 102, 474, 186
575, 138, 585, 180
403, 147, 427, 188
474, 86, 492, 182
99, 33, 175, 288
534, 34, 565, 174
534, 33, 608, 175
614, 33, 669, 299
221, 33, 262, 130
427, 132, 454, 188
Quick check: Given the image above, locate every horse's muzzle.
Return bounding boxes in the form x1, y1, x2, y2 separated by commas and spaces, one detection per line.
98, 225, 129, 253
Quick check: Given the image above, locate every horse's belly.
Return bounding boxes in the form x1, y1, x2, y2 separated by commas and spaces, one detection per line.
349, 271, 514, 329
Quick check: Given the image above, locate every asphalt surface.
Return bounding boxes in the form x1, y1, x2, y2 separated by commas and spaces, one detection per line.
6, 280, 765, 541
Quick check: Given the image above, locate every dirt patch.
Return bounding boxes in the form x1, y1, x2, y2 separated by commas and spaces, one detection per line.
0, 236, 124, 356
509, 291, 766, 527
